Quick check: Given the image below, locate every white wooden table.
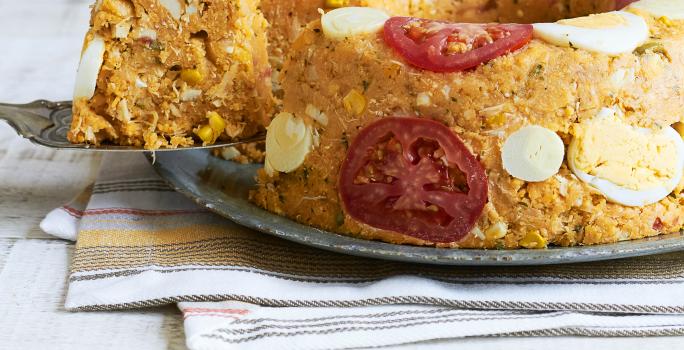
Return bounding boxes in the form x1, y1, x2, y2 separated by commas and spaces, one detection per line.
0, 1, 187, 348
0, 1, 682, 349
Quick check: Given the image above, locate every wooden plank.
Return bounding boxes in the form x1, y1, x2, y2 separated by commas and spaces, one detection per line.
0, 0, 102, 240
0, 1, 187, 346
0, 0, 92, 102
0, 239, 187, 350
0, 125, 101, 239
0, 238, 16, 273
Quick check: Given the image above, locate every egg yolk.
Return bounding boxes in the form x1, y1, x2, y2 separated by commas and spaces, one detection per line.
571, 113, 679, 191
557, 13, 628, 29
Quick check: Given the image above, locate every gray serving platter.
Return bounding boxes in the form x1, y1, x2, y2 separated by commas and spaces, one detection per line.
150, 149, 684, 266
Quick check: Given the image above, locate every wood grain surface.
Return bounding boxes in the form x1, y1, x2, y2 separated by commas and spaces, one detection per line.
0, 1, 187, 348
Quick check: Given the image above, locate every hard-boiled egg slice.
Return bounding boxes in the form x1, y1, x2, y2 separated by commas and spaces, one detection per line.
265, 112, 314, 174
321, 7, 390, 40
533, 11, 649, 55
567, 108, 684, 207
629, 0, 684, 20
73, 35, 106, 100
502, 125, 565, 182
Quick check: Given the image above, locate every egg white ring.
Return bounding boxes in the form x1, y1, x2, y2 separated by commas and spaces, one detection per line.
321, 7, 390, 41
567, 126, 684, 207
629, 0, 684, 20
73, 36, 106, 100
265, 127, 313, 173
265, 113, 314, 173
532, 11, 649, 56
501, 125, 565, 182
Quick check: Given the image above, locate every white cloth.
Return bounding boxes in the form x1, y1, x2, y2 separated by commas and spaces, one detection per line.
40, 185, 90, 241
40, 154, 684, 350
179, 302, 684, 350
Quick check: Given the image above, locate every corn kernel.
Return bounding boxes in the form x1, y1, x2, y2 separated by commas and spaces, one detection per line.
195, 125, 214, 144
233, 46, 252, 64
564, 106, 574, 118
343, 89, 366, 116
658, 16, 673, 27
519, 230, 547, 249
325, 0, 349, 8
207, 111, 226, 133
673, 122, 684, 140
180, 69, 202, 85
485, 113, 506, 127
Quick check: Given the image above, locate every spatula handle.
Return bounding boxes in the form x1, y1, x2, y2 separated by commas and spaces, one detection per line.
0, 100, 73, 148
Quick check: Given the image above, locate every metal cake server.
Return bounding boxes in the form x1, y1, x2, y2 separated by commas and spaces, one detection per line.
0, 100, 265, 151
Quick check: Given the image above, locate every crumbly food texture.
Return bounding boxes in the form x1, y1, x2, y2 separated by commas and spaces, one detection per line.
71, 0, 625, 149
250, 14, 684, 249
70, 0, 273, 148
212, 142, 265, 163
72, 0, 684, 248
259, 0, 624, 86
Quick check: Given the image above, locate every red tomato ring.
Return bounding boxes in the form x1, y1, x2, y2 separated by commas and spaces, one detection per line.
383, 17, 533, 73
338, 117, 488, 243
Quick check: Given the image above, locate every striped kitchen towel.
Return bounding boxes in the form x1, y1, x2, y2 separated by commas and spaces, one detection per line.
41, 153, 684, 350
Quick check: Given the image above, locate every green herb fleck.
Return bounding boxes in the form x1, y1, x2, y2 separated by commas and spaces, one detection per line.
362, 80, 370, 92
529, 64, 544, 78
149, 40, 165, 51
335, 212, 345, 227
341, 132, 349, 149
634, 41, 672, 61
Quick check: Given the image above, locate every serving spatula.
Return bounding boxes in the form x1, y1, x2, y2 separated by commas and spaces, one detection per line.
0, 100, 265, 151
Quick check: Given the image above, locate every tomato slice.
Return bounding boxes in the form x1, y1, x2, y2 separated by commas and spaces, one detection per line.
383, 17, 533, 73
338, 117, 488, 243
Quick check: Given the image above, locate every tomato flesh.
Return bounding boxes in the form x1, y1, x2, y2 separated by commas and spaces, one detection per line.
383, 17, 533, 73
339, 117, 488, 243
